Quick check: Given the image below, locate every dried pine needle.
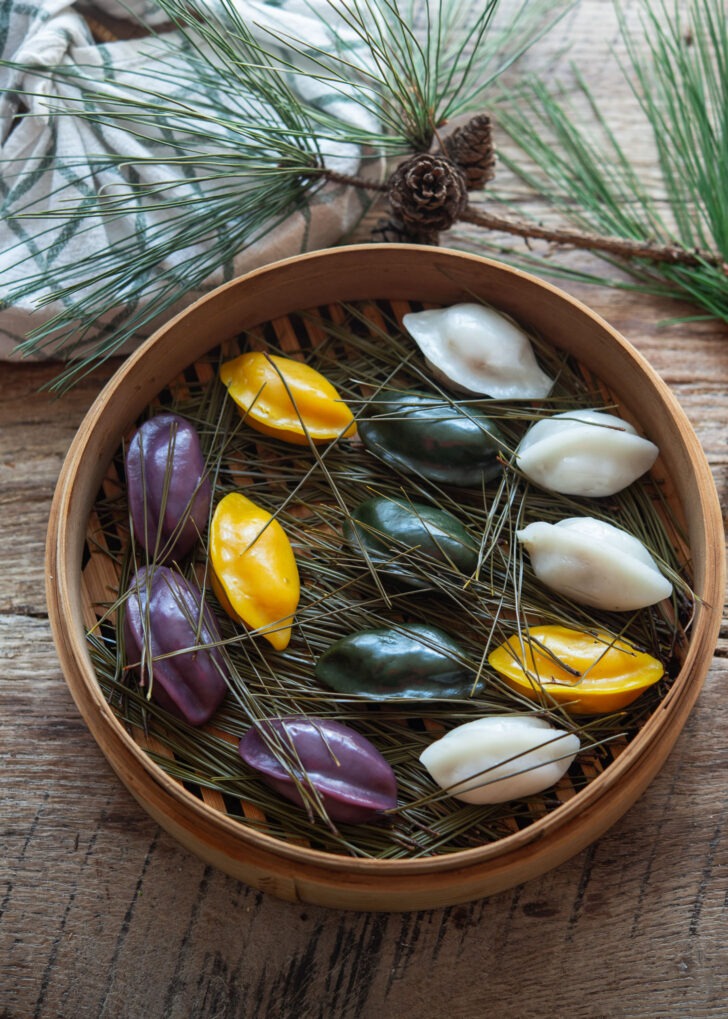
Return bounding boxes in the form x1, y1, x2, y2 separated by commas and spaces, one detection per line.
85, 297, 692, 858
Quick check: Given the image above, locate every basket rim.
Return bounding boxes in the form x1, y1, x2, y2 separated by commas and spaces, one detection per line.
46, 243, 726, 879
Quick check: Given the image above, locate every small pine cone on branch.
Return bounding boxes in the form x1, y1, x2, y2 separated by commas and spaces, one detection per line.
387, 153, 468, 244
441, 114, 496, 191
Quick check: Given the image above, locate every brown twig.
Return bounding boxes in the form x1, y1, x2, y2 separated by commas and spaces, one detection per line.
321, 167, 728, 275
323, 168, 389, 193
459, 206, 728, 274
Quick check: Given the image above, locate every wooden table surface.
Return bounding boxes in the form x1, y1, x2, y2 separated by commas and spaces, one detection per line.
2, 2, 727, 1016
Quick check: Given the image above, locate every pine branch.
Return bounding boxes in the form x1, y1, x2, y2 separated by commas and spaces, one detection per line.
5, 0, 728, 394
483, 0, 728, 320
2, 0, 573, 389
321, 161, 728, 275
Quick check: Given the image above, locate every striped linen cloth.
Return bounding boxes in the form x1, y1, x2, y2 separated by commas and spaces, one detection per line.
0, 0, 381, 360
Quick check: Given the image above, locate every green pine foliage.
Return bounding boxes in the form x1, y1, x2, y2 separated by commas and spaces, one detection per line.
487, 0, 728, 322
0, 0, 566, 389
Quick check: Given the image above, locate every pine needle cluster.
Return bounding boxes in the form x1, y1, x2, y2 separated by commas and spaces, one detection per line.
1, 0, 566, 388
480, 0, 728, 323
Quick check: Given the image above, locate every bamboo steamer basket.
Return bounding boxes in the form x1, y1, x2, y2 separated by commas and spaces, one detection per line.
47, 244, 725, 911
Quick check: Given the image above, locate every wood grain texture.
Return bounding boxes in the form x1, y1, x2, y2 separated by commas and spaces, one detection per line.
2, 0, 728, 1015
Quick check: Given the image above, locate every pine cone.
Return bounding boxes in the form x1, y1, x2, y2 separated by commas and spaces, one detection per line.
370, 216, 413, 244
441, 114, 496, 191
387, 153, 468, 242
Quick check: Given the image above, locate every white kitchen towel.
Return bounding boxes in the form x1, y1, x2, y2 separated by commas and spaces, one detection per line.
0, 0, 382, 360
